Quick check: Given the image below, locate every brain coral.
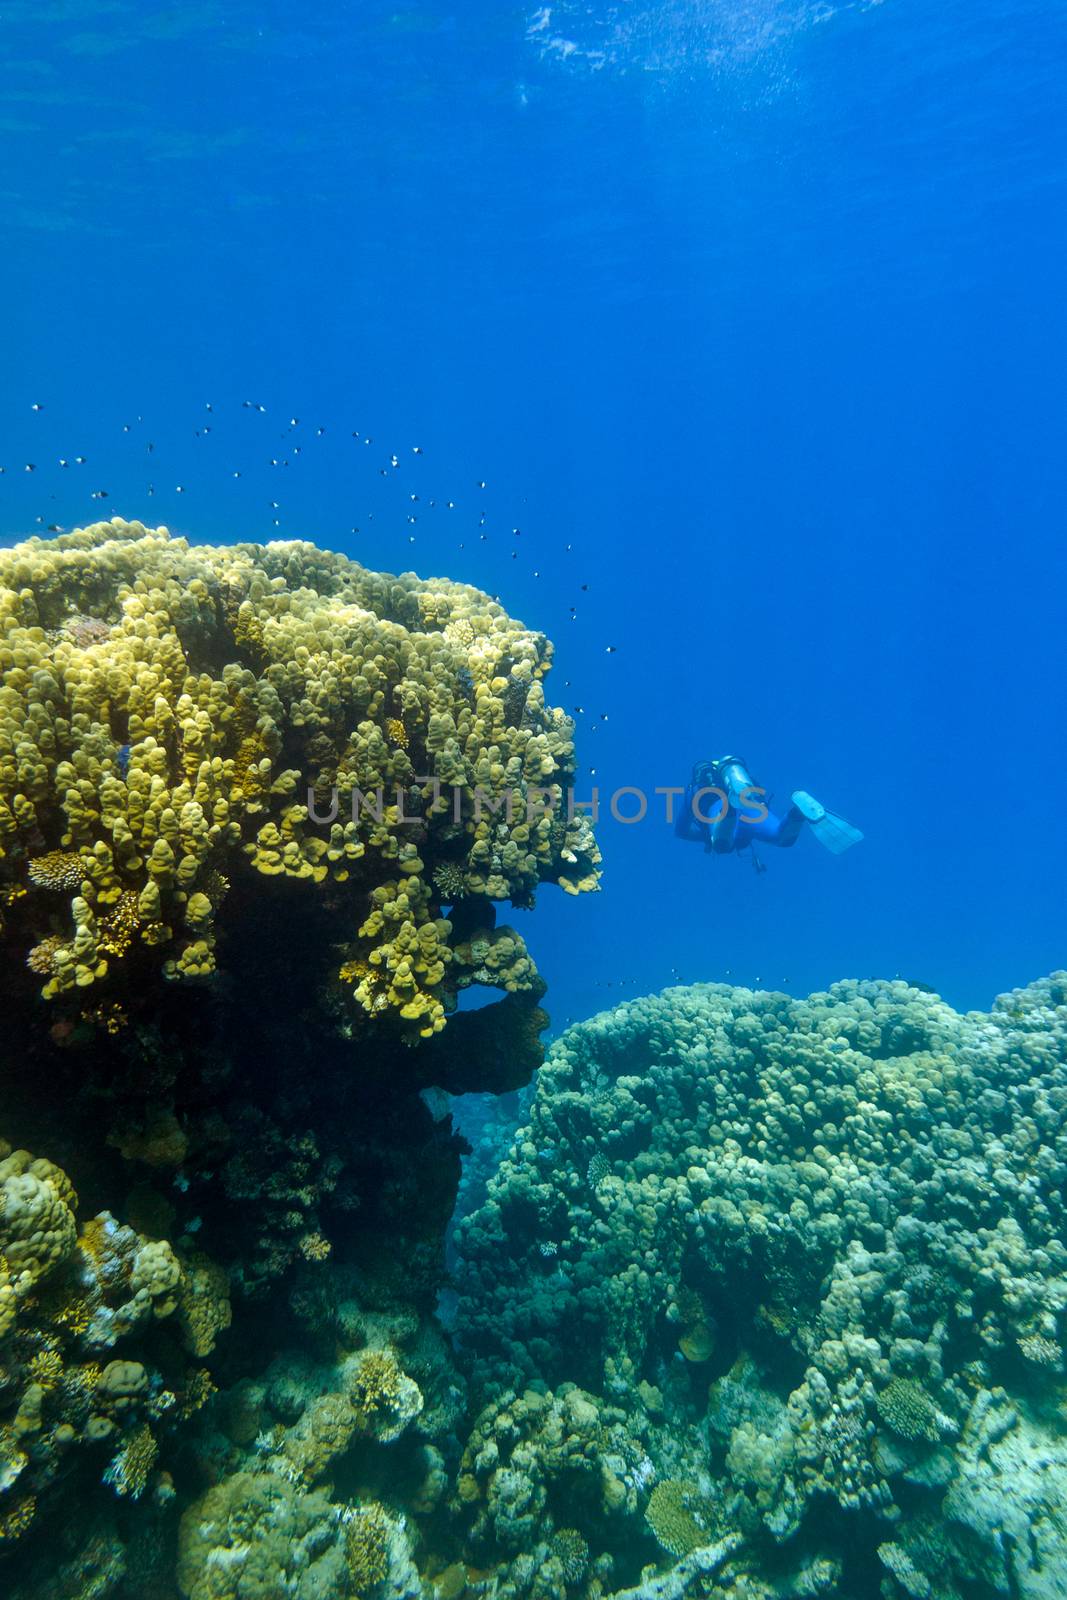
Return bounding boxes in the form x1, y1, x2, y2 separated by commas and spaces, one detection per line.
0, 519, 599, 1037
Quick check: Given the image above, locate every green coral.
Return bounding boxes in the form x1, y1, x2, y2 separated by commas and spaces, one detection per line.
644, 1479, 714, 1558
177, 1471, 352, 1600
876, 1379, 940, 1444
179, 1471, 419, 1600
550, 1526, 590, 1583
345, 1501, 391, 1594
453, 972, 1067, 1590
454, 1384, 651, 1568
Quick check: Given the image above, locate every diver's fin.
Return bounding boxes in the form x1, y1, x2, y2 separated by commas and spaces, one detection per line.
791, 791, 864, 854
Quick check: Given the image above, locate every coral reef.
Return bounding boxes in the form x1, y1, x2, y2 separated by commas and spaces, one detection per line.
0, 1138, 226, 1554
0, 518, 599, 1039
7, 522, 1067, 1600
0, 520, 601, 1600
453, 973, 1067, 1597
177, 1470, 420, 1600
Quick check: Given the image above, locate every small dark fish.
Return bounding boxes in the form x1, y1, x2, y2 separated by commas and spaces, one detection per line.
115, 743, 132, 777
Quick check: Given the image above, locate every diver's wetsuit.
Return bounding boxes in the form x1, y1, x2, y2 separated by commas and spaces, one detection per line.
675, 777, 805, 855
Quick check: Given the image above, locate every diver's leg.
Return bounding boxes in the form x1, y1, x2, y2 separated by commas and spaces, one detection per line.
710, 805, 739, 854
743, 805, 805, 849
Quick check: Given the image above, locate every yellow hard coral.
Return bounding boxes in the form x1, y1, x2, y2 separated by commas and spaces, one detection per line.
346, 1501, 392, 1594
349, 1347, 423, 1443
452, 927, 538, 994
27, 1350, 63, 1392
104, 1421, 158, 1498
644, 1479, 716, 1558
1, 519, 598, 1038
0, 1136, 220, 1544
176, 1250, 232, 1358
0, 1144, 78, 1295
27, 851, 85, 892
178, 1471, 351, 1600
349, 877, 453, 1036
279, 1390, 359, 1483
0, 1494, 36, 1542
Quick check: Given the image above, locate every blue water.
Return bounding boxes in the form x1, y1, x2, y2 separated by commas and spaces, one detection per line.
3, 0, 1065, 1024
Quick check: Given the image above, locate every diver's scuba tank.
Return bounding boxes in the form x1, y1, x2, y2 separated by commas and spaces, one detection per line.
709, 755, 758, 806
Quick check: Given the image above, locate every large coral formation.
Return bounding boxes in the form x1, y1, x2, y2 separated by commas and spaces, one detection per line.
176, 1471, 419, 1600
0, 518, 599, 1038
0, 518, 600, 1600
176, 1303, 446, 1600
453, 973, 1067, 1599
9, 526, 1067, 1600
455, 1383, 654, 1578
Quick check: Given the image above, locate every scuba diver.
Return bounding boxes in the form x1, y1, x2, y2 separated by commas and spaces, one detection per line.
675, 755, 863, 871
